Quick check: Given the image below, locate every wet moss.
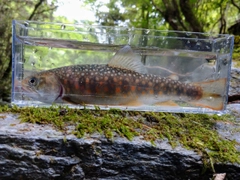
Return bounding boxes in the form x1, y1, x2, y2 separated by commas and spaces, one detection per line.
0, 105, 239, 172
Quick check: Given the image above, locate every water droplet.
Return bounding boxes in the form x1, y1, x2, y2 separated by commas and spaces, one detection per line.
88, 28, 93, 32
217, 65, 221, 73
173, 51, 179, 56
208, 96, 214, 101
128, 27, 134, 32
145, 29, 150, 34
212, 67, 216, 72
61, 24, 66, 30
24, 21, 29, 27
205, 45, 210, 50
222, 59, 228, 65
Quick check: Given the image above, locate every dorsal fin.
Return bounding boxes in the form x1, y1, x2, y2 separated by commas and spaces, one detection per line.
108, 45, 147, 74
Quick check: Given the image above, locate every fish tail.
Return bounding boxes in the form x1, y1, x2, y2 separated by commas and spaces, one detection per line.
190, 78, 227, 110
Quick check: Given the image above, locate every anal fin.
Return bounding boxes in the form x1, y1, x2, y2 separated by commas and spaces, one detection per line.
154, 100, 179, 107
190, 96, 224, 111
121, 99, 143, 106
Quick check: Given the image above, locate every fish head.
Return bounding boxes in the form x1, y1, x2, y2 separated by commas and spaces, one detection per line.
21, 72, 63, 103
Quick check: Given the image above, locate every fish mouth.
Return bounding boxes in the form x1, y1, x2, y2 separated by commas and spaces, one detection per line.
21, 85, 37, 97
21, 81, 40, 97
21, 84, 31, 94
54, 83, 64, 101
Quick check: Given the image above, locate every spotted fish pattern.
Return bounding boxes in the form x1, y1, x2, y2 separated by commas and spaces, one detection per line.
21, 45, 225, 110
51, 64, 202, 104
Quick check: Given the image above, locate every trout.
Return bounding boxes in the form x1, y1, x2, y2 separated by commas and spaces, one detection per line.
21, 45, 226, 110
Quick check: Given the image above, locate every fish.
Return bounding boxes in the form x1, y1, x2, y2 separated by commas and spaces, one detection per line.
21, 45, 227, 110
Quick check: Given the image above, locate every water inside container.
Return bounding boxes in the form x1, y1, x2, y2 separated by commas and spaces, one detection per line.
11, 20, 234, 114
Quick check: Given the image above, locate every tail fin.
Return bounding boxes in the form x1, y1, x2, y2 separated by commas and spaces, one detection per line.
190, 78, 227, 110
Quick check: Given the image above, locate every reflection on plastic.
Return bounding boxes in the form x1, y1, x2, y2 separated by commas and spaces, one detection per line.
12, 20, 234, 114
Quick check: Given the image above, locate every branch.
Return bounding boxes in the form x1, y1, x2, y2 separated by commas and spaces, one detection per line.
179, 0, 203, 32
151, 0, 183, 30
33, 6, 58, 17
219, 1, 227, 34
172, 0, 188, 31
28, 0, 45, 20
150, 0, 163, 14
231, 0, 240, 11
210, 17, 221, 33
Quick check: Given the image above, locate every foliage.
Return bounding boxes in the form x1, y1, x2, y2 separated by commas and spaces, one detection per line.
2, 0, 240, 103
0, 105, 240, 172
84, 0, 240, 33
1, 1, 239, 174
20, 21, 122, 78
83, 0, 240, 68
0, 0, 57, 102
232, 36, 240, 68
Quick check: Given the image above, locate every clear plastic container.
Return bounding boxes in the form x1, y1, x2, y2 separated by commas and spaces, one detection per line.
12, 20, 234, 113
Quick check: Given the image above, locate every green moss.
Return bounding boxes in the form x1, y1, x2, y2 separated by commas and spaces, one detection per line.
0, 105, 240, 172
232, 35, 240, 68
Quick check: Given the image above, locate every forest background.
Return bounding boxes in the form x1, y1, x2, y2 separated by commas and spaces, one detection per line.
1, 0, 240, 102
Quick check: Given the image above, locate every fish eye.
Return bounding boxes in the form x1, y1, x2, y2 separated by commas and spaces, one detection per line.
28, 77, 38, 86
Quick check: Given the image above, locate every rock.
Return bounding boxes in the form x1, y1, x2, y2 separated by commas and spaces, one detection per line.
0, 67, 239, 179
228, 68, 240, 101
227, 67, 240, 118
0, 113, 240, 180
227, 104, 240, 120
